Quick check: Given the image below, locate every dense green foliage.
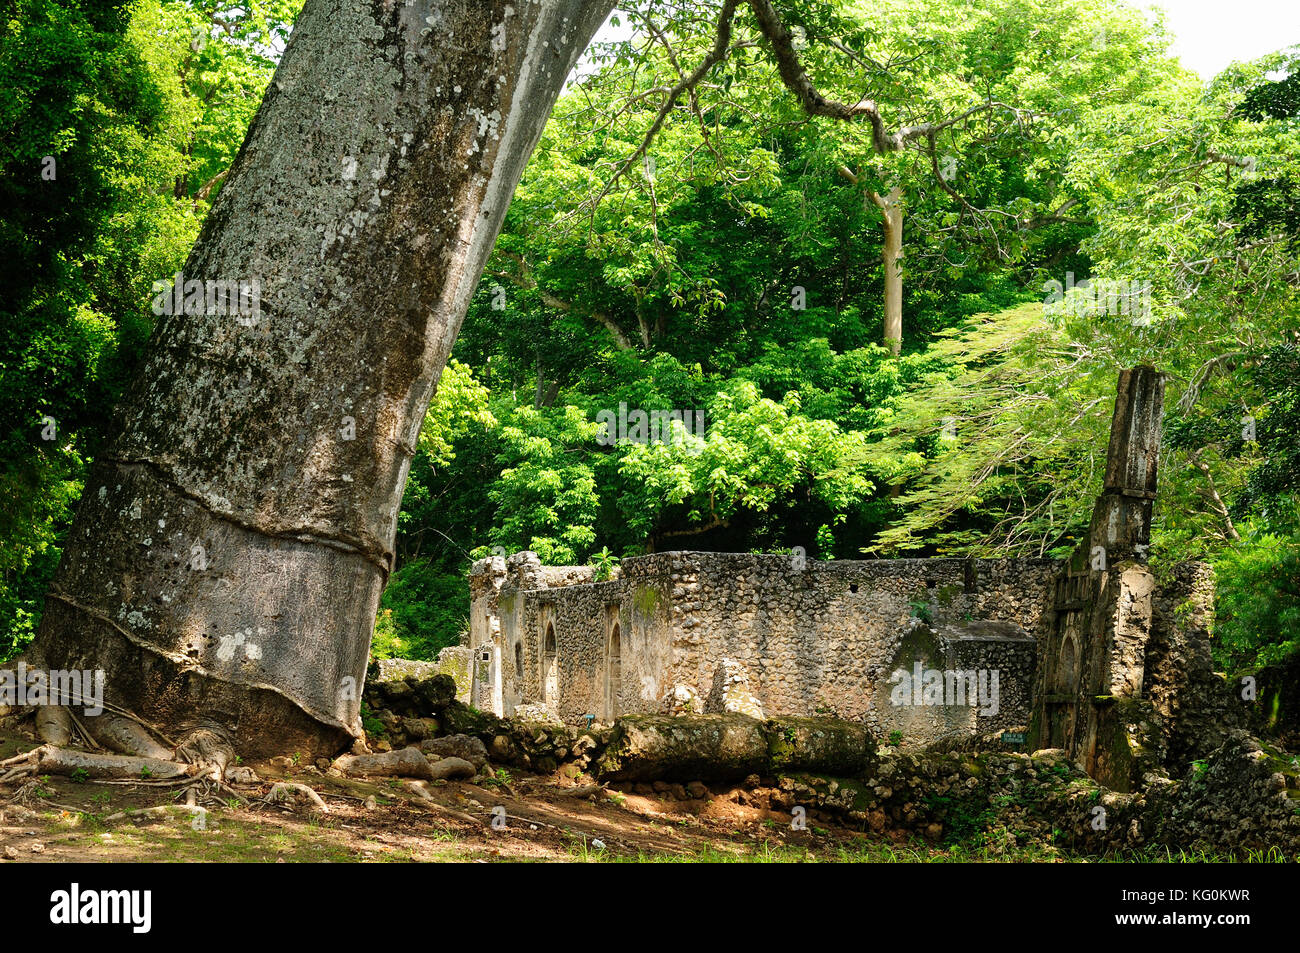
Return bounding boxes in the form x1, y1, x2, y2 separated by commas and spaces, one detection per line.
3, 0, 1296, 668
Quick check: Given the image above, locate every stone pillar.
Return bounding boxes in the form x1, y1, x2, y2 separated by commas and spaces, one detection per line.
1090, 364, 1163, 560
1031, 366, 1165, 790
468, 555, 506, 714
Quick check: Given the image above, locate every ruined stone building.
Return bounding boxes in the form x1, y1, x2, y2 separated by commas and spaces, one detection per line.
469, 550, 1058, 744
466, 367, 1222, 782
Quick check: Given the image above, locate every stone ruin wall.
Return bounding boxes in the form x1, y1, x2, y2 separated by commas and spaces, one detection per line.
474, 550, 1062, 746
473, 552, 678, 723
660, 553, 1057, 742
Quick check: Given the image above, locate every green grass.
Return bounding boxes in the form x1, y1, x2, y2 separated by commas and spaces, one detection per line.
567, 838, 1297, 864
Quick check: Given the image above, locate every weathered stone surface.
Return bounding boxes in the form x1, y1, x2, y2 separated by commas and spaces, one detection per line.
332, 746, 432, 780
662, 684, 701, 715
435, 646, 472, 703
596, 713, 876, 782
411, 675, 457, 712
376, 659, 440, 683
366, 673, 456, 718
418, 733, 488, 771
511, 703, 562, 725
439, 701, 505, 740
598, 714, 772, 782
767, 717, 874, 776
707, 658, 765, 719
427, 756, 476, 781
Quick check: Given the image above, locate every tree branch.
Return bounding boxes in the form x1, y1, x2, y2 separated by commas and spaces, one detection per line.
578, 0, 743, 216
491, 252, 635, 350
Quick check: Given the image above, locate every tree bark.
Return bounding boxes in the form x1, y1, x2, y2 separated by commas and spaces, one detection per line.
29, 0, 613, 759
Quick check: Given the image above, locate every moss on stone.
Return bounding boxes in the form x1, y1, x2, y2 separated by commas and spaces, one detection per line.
765, 717, 875, 776
435, 649, 471, 700
632, 584, 660, 619
441, 701, 504, 742
893, 618, 942, 667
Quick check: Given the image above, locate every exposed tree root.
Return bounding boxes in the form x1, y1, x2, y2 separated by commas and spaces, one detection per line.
90, 776, 201, 788
0, 703, 316, 834
31, 745, 195, 781
64, 708, 104, 751
10, 779, 45, 804
265, 782, 329, 812
0, 751, 36, 769
0, 750, 38, 784
101, 804, 208, 824
35, 705, 73, 747
0, 702, 245, 805
84, 713, 175, 760
0, 701, 481, 832
175, 724, 236, 782
0, 660, 179, 755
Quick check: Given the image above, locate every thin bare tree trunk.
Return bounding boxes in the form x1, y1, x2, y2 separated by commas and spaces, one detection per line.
29, 0, 613, 759
871, 186, 904, 356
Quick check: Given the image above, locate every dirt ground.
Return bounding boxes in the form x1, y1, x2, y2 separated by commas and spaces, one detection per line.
0, 725, 1013, 863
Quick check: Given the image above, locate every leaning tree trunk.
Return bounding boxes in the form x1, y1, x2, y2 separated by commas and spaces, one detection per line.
27, 0, 613, 759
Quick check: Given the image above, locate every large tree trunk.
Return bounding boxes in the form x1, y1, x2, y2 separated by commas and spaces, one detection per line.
28, 0, 613, 759
871, 185, 904, 356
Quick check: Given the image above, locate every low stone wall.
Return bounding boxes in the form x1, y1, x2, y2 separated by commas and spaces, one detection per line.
357, 666, 1300, 858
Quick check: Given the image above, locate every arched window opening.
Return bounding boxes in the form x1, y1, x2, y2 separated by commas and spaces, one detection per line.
1060, 635, 1079, 693
542, 622, 558, 709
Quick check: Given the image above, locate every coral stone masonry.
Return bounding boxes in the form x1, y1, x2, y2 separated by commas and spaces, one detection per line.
470, 549, 1060, 746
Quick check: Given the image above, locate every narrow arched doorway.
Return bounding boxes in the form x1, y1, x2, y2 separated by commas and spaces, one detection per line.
1051, 633, 1080, 750
605, 622, 622, 720
542, 622, 558, 710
